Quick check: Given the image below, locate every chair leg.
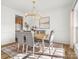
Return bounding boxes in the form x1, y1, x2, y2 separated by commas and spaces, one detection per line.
26, 45, 28, 54
33, 46, 35, 56
39, 44, 42, 52
17, 44, 20, 52
17, 44, 19, 52
50, 43, 53, 54
22, 44, 25, 53
42, 40, 45, 53
49, 46, 50, 54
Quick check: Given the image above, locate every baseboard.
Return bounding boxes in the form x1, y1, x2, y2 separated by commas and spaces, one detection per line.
53, 42, 69, 45
1, 42, 15, 48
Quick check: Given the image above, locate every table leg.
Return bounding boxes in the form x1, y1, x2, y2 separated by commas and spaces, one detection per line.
42, 39, 45, 53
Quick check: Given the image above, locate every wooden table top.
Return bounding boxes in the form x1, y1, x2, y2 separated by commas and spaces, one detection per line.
34, 33, 48, 40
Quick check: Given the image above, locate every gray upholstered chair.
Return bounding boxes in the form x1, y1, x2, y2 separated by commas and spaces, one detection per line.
16, 31, 26, 52
24, 31, 39, 56
44, 30, 54, 54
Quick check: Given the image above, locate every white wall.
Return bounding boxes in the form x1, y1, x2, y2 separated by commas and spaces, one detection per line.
1, 5, 23, 45
45, 8, 71, 44
24, 7, 71, 44
49, 8, 71, 44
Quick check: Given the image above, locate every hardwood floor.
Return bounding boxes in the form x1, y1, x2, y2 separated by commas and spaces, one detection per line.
64, 44, 77, 59
1, 51, 11, 59
1, 43, 77, 59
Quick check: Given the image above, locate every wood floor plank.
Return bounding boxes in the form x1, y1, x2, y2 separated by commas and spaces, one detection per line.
63, 44, 77, 59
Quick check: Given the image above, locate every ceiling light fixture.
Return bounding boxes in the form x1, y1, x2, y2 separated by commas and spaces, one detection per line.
25, 0, 41, 19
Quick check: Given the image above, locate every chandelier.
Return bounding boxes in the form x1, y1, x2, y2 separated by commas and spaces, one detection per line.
25, 0, 41, 19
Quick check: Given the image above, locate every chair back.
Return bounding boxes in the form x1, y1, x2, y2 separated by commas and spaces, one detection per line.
49, 31, 54, 42
24, 31, 34, 47
47, 30, 53, 42
16, 31, 25, 45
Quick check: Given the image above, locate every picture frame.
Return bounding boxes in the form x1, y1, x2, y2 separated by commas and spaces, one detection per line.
39, 17, 50, 29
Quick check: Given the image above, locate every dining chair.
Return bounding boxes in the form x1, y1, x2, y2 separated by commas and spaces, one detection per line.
15, 31, 26, 52
24, 31, 40, 57
44, 30, 54, 54
34, 30, 47, 53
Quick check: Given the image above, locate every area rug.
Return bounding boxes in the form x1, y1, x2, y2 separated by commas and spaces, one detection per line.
1, 43, 65, 59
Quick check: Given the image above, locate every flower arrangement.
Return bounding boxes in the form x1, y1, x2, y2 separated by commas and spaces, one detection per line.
25, 22, 29, 30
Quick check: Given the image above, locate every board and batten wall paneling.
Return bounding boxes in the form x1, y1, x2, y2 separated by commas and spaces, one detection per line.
1, 5, 23, 45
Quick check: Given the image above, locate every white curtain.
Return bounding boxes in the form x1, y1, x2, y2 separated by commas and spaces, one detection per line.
70, 2, 78, 48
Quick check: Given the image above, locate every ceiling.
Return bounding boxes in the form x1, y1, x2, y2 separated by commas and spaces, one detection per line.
1, 0, 75, 12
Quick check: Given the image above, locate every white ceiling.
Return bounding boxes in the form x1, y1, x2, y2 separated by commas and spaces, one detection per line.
1, 0, 75, 12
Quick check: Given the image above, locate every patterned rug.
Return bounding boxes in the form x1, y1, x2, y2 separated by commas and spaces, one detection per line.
1, 43, 65, 59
